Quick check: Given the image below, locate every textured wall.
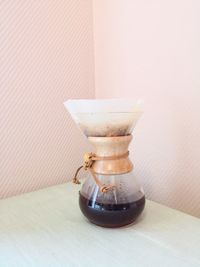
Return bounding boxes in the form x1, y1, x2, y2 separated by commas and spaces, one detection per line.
0, 0, 94, 198
93, 0, 200, 217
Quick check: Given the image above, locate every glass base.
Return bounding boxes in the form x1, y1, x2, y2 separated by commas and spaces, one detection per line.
79, 193, 145, 228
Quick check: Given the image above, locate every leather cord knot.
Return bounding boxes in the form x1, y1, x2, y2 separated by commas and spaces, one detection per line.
83, 152, 95, 170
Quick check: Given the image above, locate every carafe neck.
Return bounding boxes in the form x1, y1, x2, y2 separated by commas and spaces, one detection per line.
88, 135, 133, 175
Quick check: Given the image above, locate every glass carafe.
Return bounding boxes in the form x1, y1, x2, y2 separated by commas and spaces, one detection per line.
64, 99, 145, 227
80, 173, 145, 227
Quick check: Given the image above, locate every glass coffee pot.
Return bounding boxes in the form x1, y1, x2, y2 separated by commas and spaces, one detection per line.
64, 99, 145, 227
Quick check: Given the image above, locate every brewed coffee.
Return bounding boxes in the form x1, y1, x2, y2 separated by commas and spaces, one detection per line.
79, 193, 145, 228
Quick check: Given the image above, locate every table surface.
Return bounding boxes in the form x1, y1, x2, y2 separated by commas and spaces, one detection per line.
0, 183, 200, 267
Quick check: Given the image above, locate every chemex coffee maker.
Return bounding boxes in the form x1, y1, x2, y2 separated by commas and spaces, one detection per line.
64, 99, 145, 228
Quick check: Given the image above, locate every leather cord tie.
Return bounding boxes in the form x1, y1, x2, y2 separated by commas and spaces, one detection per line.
72, 151, 129, 193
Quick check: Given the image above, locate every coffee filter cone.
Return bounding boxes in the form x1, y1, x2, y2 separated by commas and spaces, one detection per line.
64, 99, 143, 137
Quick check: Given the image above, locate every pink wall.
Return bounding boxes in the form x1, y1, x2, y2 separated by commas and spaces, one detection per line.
93, 0, 200, 217
0, 0, 94, 198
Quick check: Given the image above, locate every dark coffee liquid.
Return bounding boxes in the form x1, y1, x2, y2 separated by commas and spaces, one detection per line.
79, 193, 145, 228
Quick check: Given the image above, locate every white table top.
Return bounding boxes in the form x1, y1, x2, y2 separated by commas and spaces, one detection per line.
0, 183, 200, 267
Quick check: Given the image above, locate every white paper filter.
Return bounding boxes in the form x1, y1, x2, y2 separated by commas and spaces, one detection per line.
64, 99, 143, 137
